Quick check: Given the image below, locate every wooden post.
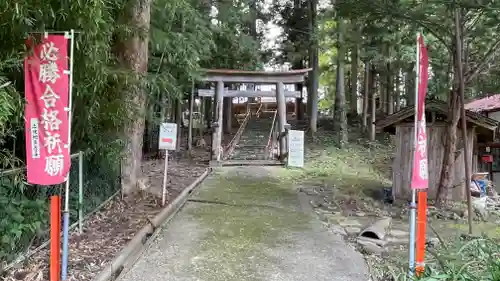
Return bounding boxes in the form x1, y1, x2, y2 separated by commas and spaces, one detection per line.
212, 81, 224, 161
223, 97, 232, 133
276, 82, 287, 160
188, 82, 195, 156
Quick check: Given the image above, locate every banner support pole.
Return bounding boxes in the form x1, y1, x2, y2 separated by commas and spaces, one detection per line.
61, 29, 75, 281
408, 32, 421, 278
78, 150, 83, 234
50, 195, 61, 281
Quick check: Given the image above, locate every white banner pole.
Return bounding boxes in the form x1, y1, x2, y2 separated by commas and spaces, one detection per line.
62, 29, 75, 281
408, 32, 421, 278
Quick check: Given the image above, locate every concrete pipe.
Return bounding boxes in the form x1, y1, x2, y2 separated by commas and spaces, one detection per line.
358, 217, 392, 241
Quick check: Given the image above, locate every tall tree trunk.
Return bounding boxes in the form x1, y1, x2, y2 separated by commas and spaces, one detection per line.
335, 18, 348, 146
223, 97, 232, 133
369, 65, 376, 141
118, 0, 151, 195
379, 70, 386, 113
436, 89, 460, 203
308, 0, 319, 134
246, 0, 258, 106
387, 63, 394, 114
405, 63, 415, 106
436, 21, 464, 204
293, 57, 305, 120
203, 97, 212, 129
350, 39, 359, 116
454, 7, 473, 233
394, 68, 401, 111
362, 61, 370, 130
296, 83, 304, 120
175, 99, 182, 152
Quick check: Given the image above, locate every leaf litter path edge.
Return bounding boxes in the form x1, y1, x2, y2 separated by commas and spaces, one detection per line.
1, 150, 209, 281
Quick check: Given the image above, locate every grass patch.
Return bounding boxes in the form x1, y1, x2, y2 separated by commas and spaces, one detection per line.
195, 173, 298, 206
278, 133, 393, 197
440, 221, 500, 239
185, 170, 311, 281
383, 237, 500, 281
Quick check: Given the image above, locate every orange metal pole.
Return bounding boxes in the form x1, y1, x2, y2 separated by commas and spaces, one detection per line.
415, 190, 427, 275
50, 196, 61, 281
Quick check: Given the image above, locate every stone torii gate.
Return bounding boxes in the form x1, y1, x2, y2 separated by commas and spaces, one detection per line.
200, 68, 311, 163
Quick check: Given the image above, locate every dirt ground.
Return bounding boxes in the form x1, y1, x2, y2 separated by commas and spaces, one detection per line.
1, 129, 236, 281
278, 128, 500, 281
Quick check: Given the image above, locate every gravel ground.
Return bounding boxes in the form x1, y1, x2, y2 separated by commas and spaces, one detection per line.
117, 166, 369, 281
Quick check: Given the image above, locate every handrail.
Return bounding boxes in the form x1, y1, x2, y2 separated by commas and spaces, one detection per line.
222, 108, 251, 160
255, 102, 263, 118
265, 110, 278, 160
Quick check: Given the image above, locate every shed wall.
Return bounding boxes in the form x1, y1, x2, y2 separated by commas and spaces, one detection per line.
392, 123, 476, 200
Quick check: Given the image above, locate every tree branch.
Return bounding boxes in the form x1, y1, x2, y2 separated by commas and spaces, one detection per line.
464, 37, 500, 84
368, 1, 452, 52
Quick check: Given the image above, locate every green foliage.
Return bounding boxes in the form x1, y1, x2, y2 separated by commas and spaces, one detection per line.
334, 0, 500, 98
0, 149, 121, 264
200, 0, 264, 70
385, 237, 500, 281
271, 0, 311, 66
0, 0, 265, 264
0, 172, 46, 262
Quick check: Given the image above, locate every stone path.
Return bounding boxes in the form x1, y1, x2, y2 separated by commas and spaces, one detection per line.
117, 166, 369, 281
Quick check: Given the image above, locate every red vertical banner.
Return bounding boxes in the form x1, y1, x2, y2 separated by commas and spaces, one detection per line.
413, 33, 430, 275
411, 34, 429, 190
24, 35, 70, 185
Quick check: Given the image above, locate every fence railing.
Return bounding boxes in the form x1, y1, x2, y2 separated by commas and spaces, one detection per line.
223, 108, 251, 160
0, 148, 121, 271
266, 110, 278, 160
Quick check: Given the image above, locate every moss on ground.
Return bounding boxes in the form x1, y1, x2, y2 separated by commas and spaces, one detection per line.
185, 170, 310, 281
277, 140, 392, 197
195, 173, 298, 205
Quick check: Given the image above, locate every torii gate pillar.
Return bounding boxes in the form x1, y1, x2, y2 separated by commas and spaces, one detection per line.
200, 68, 311, 164
212, 81, 224, 161
276, 82, 287, 160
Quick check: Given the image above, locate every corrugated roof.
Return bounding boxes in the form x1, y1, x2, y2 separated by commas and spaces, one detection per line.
376, 99, 499, 131
465, 94, 500, 112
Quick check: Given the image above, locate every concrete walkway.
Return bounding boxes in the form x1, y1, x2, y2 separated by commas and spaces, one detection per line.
118, 166, 369, 281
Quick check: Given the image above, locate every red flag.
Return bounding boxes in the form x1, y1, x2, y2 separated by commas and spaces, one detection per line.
24, 35, 71, 185
411, 34, 429, 190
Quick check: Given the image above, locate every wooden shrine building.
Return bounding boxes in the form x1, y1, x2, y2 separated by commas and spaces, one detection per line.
198, 68, 310, 163
376, 100, 499, 201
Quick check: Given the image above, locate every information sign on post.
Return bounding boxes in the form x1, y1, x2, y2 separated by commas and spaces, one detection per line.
158, 122, 178, 206
287, 129, 304, 168
159, 122, 177, 151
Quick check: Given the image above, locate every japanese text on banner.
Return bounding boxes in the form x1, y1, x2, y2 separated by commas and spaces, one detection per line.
24, 35, 70, 185
411, 34, 430, 190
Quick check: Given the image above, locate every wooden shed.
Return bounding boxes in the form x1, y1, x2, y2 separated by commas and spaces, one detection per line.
376, 100, 499, 201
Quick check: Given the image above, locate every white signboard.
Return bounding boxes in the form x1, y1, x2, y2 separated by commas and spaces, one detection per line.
287, 129, 304, 168
159, 123, 178, 150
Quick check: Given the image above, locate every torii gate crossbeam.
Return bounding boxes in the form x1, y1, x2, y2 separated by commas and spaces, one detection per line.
199, 68, 311, 163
